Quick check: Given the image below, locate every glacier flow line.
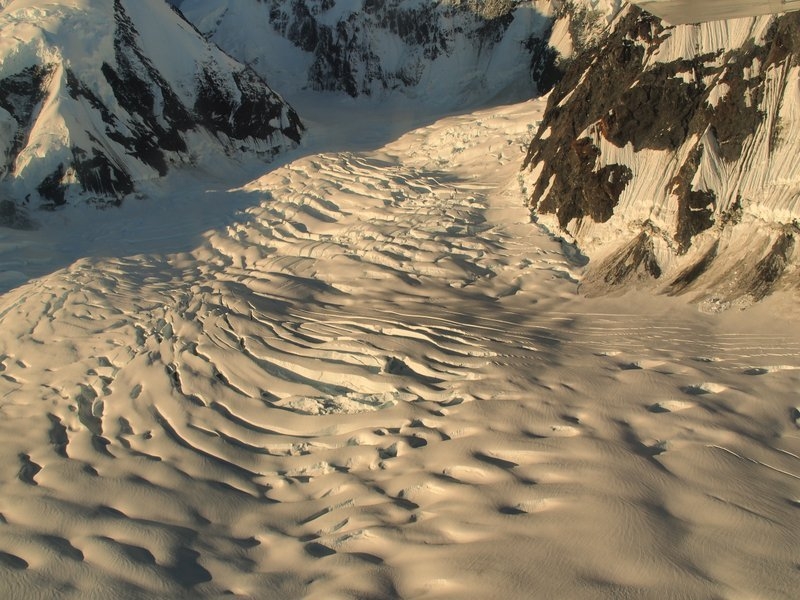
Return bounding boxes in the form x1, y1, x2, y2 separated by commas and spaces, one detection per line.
706, 444, 800, 481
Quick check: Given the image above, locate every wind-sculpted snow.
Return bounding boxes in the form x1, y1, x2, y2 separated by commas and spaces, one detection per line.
0, 101, 798, 599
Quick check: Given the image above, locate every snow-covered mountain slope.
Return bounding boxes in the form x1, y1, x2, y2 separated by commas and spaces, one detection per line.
2, 95, 799, 600
0, 0, 302, 209
177, 0, 569, 104
523, 5, 800, 309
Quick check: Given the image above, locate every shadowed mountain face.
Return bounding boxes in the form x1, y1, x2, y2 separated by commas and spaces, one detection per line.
524, 6, 800, 308
177, 0, 561, 103
0, 0, 302, 209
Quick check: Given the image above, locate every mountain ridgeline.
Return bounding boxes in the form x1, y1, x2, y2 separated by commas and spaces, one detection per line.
523, 5, 800, 307
176, 0, 567, 101
0, 0, 302, 210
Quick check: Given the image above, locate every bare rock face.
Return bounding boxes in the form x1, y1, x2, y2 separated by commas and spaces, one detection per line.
523, 6, 800, 308
0, 0, 302, 209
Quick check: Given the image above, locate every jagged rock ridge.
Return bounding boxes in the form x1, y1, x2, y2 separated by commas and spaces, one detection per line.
0, 0, 302, 209
524, 6, 800, 308
178, 0, 563, 103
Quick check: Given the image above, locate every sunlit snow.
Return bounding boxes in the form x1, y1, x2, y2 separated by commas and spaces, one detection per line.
0, 93, 798, 599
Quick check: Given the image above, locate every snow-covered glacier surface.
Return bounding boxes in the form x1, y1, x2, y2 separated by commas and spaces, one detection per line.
0, 95, 799, 599
0, 2, 798, 599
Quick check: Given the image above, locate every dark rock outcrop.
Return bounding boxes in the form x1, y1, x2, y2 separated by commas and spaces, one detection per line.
582, 230, 662, 294
525, 8, 671, 226
524, 6, 800, 306
743, 230, 795, 301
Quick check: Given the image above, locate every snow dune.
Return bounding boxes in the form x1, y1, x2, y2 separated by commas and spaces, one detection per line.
0, 98, 799, 598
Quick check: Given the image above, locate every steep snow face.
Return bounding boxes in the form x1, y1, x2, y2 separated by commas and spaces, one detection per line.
524, 6, 800, 309
178, 0, 562, 104
0, 0, 302, 208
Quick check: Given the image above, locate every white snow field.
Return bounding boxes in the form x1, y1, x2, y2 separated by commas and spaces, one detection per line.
0, 96, 799, 599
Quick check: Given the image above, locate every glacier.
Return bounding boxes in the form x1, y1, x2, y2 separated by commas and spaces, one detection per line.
0, 2, 798, 599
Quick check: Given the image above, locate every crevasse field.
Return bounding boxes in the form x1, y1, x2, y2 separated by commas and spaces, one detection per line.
0, 96, 799, 599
